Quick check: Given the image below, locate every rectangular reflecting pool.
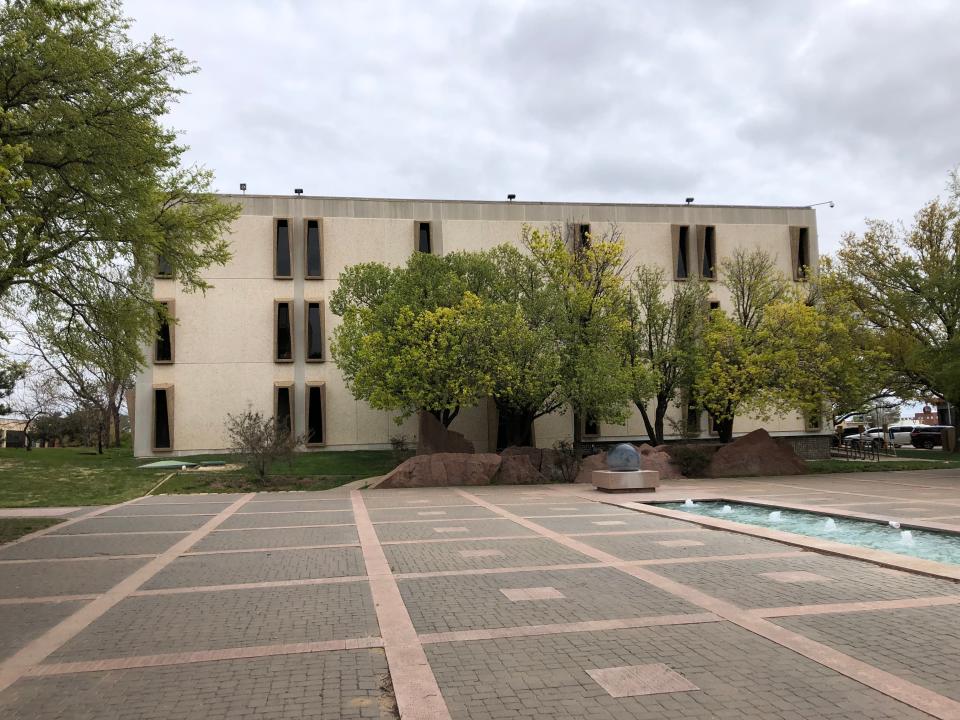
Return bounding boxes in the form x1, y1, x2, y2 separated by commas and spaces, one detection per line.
658, 501, 960, 566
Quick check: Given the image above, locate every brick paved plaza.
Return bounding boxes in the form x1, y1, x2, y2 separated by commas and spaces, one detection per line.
1, 470, 959, 719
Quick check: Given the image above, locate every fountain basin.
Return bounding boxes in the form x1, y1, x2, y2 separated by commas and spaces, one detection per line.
657, 500, 960, 566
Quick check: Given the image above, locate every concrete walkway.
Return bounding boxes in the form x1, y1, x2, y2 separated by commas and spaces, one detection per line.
0, 508, 87, 518
0, 471, 958, 719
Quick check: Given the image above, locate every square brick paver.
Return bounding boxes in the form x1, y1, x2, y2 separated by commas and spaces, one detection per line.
587, 663, 699, 697
761, 570, 832, 584
499, 587, 566, 601
655, 539, 705, 548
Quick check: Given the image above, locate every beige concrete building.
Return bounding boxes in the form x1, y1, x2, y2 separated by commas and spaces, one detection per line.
133, 195, 829, 458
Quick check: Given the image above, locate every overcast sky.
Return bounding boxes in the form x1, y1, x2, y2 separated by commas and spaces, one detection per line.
121, 0, 960, 255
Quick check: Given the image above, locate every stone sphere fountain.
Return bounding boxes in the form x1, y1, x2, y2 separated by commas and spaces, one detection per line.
591, 443, 661, 493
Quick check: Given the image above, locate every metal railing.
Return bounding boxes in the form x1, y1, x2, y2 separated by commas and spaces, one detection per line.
833, 438, 897, 461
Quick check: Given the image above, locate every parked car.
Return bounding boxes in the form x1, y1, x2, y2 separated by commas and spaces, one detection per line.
911, 425, 953, 449
887, 424, 930, 447
847, 427, 885, 449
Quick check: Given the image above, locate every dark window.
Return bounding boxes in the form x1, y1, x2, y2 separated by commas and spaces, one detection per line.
306, 302, 323, 361
578, 224, 591, 249
275, 386, 292, 435
797, 227, 809, 279
276, 302, 292, 361
677, 226, 689, 279
686, 403, 701, 434
701, 226, 716, 279
153, 388, 171, 450
417, 222, 431, 253
709, 300, 720, 311
156, 255, 173, 278
155, 304, 173, 363
307, 385, 324, 445
306, 220, 322, 277
584, 416, 600, 436
275, 219, 291, 277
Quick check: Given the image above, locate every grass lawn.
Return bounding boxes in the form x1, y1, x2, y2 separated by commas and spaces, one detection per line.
0, 447, 408, 507
0, 517, 63, 544
807, 458, 960, 474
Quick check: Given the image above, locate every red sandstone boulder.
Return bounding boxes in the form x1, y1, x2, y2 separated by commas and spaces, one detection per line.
706, 429, 808, 477
501, 446, 566, 481
417, 411, 474, 455
634, 443, 684, 480
377, 453, 501, 488
574, 451, 607, 483
492, 455, 546, 485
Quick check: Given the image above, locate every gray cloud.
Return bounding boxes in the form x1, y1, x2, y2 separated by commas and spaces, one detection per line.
123, 0, 960, 252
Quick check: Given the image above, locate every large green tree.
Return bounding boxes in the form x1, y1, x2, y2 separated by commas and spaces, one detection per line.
832, 168, 960, 424
330, 252, 498, 427
0, 0, 237, 325
520, 224, 638, 456
696, 248, 881, 441
624, 265, 709, 445
22, 271, 145, 451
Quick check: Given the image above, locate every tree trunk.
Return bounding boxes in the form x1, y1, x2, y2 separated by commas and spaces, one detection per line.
572, 411, 584, 460
112, 403, 122, 447
496, 405, 535, 449
654, 394, 670, 445
714, 415, 735, 443
636, 403, 657, 446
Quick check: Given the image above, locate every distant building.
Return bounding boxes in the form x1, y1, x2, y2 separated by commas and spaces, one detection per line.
913, 406, 940, 425
0, 417, 26, 448
134, 194, 830, 458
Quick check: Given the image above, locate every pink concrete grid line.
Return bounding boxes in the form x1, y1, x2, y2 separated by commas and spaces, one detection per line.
418, 612, 720, 644
351, 491, 451, 720
131, 574, 369, 597
181, 542, 359, 556
752, 595, 960, 619
0, 493, 256, 695
26, 636, 385, 677
455, 488, 960, 720
0, 553, 159, 566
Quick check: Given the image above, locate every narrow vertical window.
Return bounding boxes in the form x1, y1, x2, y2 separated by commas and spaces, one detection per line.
156, 254, 173, 278
797, 227, 809, 279
699, 225, 716, 279
275, 219, 291, 277
674, 225, 690, 280
275, 301, 293, 361
790, 226, 811, 281
578, 224, 591, 249
305, 301, 323, 361
305, 220, 322, 278
584, 416, 600, 437
275, 384, 293, 436
417, 222, 432, 253
153, 386, 172, 451
686, 402, 701, 436
306, 384, 325, 445
154, 301, 174, 363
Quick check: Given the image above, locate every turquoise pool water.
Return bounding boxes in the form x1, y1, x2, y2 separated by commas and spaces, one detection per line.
658, 500, 960, 566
